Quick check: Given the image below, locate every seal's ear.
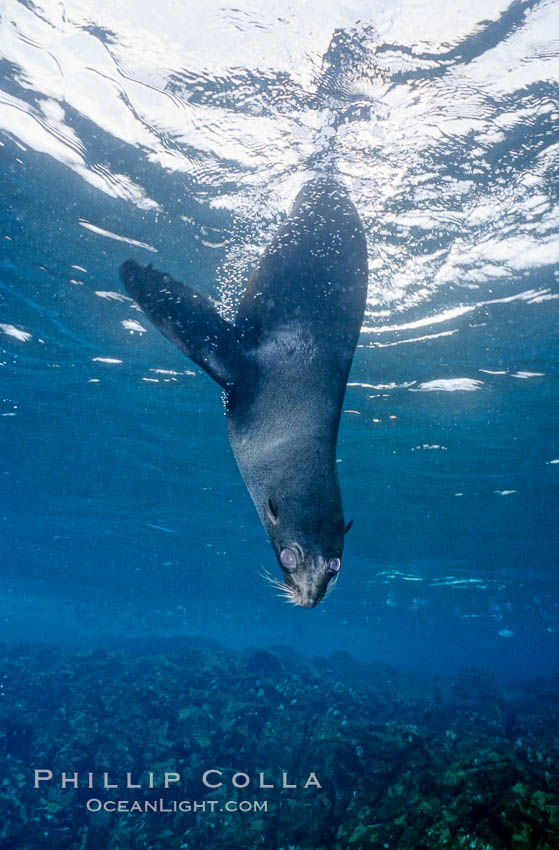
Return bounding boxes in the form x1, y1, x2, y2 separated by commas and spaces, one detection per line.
120, 260, 247, 390
344, 519, 353, 534
266, 499, 279, 525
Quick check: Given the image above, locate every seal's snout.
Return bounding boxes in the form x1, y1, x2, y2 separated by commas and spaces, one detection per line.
299, 597, 319, 609
283, 581, 322, 608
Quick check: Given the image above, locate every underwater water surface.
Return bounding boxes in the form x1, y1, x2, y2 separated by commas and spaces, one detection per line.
1, 0, 559, 847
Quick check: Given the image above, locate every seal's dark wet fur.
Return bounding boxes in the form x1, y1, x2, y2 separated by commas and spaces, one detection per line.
120, 178, 368, 606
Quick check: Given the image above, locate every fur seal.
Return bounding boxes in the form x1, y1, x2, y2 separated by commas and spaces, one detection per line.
120, 178, 368, 607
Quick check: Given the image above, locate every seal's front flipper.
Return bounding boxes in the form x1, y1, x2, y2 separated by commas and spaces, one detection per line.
120, 260, 245, 389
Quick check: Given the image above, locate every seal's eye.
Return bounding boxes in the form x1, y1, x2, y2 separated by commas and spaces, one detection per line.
280, 548, 297, 570
327, 557, 341, 574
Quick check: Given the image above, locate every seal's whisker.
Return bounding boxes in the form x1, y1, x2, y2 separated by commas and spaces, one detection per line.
279, 589, 299, 606
277, 585, 296, 599
259, 567, 280, 587
259, 567, 299, 605
265, 576, 284, 593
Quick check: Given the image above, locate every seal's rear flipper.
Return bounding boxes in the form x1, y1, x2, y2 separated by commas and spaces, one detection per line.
120, 260, 245, 389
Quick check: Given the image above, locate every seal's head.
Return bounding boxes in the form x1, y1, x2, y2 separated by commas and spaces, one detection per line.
263, 498, 352, 608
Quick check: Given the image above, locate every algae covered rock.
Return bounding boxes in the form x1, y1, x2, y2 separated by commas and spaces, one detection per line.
0, 642, 557, 849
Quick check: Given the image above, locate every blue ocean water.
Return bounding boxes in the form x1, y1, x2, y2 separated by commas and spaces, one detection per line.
1, 0, 558, 683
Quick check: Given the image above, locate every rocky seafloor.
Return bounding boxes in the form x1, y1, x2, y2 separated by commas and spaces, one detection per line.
0, 638, 557, 850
